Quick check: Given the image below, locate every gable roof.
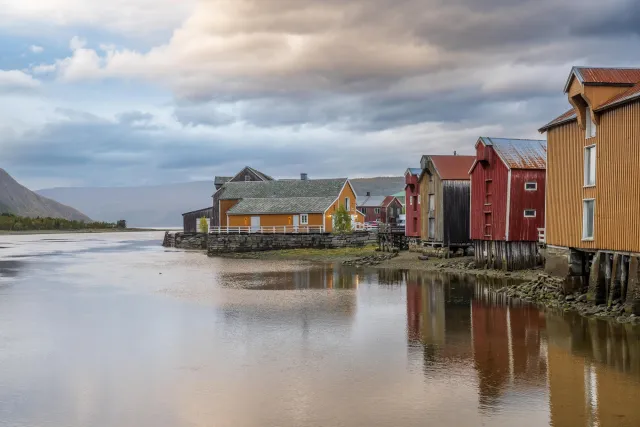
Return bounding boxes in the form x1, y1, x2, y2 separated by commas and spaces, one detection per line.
405, 168, 421, 176
475, 137, 547, 170
227, 197, 337, 215
219, 178, 348, 200
356, 195, 387, 207
230, 166, 273, 182
382, 196, 401, 208
539, 108, 577, 132
214, 176, 232, 186
564, 67, 640, 93
427, 155, 475, 180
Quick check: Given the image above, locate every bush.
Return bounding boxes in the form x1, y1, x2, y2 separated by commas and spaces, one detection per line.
198, 217, 209, 233
116, 220, 127, 229
332, 206, 352, 234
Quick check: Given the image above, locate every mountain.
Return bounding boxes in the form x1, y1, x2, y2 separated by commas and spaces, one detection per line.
37, 177, 406, 228
0, 169, 91, 221
38, 181, 215, 228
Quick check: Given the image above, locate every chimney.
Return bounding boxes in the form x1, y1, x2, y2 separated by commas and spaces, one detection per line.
454, 151, 457, 156
301, 173, 308, 181
366, 191, 371, 197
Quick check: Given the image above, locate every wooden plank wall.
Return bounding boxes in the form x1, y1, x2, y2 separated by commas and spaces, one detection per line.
474, 240, 539, 271
443, 180, 471, 245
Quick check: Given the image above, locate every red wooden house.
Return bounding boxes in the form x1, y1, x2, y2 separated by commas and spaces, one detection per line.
404, 168, 421, 238
469, 137, 547, 270
357, 195, 403, 224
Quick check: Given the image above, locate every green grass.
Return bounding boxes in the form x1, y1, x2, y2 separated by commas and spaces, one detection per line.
236, 245, 378, 261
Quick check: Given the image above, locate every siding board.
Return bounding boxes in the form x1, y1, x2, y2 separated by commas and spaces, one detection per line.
509, 170, 546, 241
470, 148, 509, 241
443, 181, 471, 245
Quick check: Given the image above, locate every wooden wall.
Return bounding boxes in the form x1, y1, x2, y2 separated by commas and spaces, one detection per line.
419, 164, 443, 242
508, 170, 546, 242
546, 101, 640, 252
324, 181, 363, 232
228, 213, 324, 227
470, 146, 509, 241
442, 180, 471, 245
183, 207, 213, 233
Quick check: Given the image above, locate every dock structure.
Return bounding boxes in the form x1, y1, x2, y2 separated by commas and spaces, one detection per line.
377, 224, 408, 252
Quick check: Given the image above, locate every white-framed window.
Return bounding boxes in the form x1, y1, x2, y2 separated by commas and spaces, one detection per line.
584, 145, 596, 187
374, 208, 381, 214
525, 182, 537, 191
583, 199, 595, 240
585, 107, 596, 139
417, 195, 421, 204
345, 197, 351, 211
361, 207, 366, 214
409, 197, 413, 206
300, 214, 309, 225
524, 209, 536, 218
244, 175, 251, 181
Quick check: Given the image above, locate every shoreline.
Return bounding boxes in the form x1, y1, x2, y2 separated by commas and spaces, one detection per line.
0, 228, 166, 235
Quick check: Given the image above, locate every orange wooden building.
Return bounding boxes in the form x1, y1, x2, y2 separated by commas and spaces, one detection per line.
214, 177, 363, 233
540, 66, 640, 311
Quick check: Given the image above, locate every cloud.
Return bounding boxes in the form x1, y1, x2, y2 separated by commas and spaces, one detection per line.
69, 36, 86, 51
0, 70, 40, 92
29, 45, 43, 53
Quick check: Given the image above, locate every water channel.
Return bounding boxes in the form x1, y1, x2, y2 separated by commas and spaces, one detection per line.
0, 232, 638, 426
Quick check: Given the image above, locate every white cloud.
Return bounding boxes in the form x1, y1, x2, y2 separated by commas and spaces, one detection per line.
30, 45, 44, 54
0, 70, 41, 91
69, 36, 87, 51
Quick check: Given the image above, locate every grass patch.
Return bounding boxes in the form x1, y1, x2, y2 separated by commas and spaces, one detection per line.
230, 245, 378, 261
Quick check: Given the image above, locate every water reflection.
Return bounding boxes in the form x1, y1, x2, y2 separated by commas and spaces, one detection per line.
405, 271, 640, 427
218, 264, 361, 289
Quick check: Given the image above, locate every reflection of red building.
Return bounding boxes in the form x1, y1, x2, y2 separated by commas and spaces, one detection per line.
406, 283, 422, 342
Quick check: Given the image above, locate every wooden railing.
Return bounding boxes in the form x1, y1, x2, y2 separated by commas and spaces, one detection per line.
538, 228, 546, 243
210, 225, 326, 234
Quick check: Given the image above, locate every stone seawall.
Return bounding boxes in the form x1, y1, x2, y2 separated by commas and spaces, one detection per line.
207, 232, 377, 255
162, 232, 208, 250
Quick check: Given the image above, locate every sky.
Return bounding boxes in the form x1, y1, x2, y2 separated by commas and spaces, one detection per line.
1, 0, 639, 189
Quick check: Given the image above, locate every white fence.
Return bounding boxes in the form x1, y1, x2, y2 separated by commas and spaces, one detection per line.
538, 228, 546, 243
210, 223, 368, 234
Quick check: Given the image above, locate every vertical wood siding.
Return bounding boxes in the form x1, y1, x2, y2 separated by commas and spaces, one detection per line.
419, 165, 443, 242
228, 213, 324, 227
419, 173, 429, 239
442, 180, 471, 245
324, 182, 362, 232
509, 170, 546, 241
547, 101, 640, 252
405, 182, 421, 237
470, 146, 509, 241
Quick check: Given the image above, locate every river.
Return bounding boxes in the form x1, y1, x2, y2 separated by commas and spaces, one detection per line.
0, 232, 639, 427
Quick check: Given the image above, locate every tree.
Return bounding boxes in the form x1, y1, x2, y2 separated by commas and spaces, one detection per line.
332, 205, 352, 234
116, 220, 127, 229
198, 217, 209, 234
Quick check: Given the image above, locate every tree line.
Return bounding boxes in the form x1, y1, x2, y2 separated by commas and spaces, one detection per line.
0, 213, 126, 231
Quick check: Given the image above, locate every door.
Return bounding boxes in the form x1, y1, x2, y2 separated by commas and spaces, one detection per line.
293, 215, 299, 228
484, 212, 492, 238
250, 216, 261, 232
428, 218, 435, 239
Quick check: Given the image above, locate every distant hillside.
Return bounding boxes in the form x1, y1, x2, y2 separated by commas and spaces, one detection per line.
38, 177, 406, 228
0, 169, 91, 221
38, 181, 214, 228
351, 177, 405, 197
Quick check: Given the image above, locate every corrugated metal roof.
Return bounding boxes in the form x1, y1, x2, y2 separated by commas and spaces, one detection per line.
227, 197, 336, 215
429, 155, 475, 180
406, 168, 421, 176
596, 82, 640, 112
219, 178, 347, 200
539, 108, 577, 132
480, 137, 547, 170
565, 67, 640, 92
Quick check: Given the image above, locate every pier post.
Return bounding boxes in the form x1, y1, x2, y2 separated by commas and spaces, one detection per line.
587, 252, 607, 305
624, 256, 640, 315
608, 254, 623, 306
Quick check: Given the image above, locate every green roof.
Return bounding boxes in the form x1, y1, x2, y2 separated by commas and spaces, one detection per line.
219, 179, 348, 200
227, 197, 337, 215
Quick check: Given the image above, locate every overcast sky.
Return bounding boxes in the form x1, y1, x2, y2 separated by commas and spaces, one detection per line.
1, 0, 639, 189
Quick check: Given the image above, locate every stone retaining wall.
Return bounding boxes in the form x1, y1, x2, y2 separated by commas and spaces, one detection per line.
207, 231, 376, 255
162, 232, 208, 250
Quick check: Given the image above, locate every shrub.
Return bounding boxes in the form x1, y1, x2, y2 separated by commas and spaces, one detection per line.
332, 205, 352, 234
198, 217, 209, 233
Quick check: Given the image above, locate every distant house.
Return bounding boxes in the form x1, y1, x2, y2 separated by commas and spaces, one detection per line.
182, 207, 213, 233
357, 194, 403, 224
419, 155, 475, 248
404, 168, 421, 238
211, 166, 274, 227
469, 137, 547, 270
215, 177, 364, 233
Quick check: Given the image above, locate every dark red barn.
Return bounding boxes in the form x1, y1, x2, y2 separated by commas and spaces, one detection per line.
469, 137, 547, 270
404, 168, 421, 238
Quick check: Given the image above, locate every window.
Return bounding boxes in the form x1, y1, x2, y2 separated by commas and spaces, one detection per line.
428, 194, 435, 212
583, 199, 595, 240
375, 208, 381, 214
345, 197, 351, 211
525, 182, 537, 191
417, 195, 421, 204
300, 214, 309, 225
585, 107, 596, 139
361, 207, 366, 214
524, 209, 536, 218
409, 197, 413, 206
584, 145, 596, 187
244, 175, 251, 181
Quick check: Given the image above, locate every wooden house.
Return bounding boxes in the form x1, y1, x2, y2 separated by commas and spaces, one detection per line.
215, 178, 364, 233
418, 155, 475, 248
182, 207, 213, 233
469, 137, 547, 270
356, 194, 403, 224
211, 166, 273, 226
404, 168, 421, 238
539, 67, 640, 310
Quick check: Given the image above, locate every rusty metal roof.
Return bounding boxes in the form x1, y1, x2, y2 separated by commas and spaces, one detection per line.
428, 155, 475, 180
479, 137, 547, 170
595, 82, 640, 112
564, 67, 640, 92
538, 108, 577, 132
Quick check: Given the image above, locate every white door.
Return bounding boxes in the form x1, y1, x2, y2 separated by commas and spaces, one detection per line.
293, 215, 299, 231
250, 216, 261, 232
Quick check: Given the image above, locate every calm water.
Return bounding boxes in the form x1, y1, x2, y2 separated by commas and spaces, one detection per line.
0, 232, 639, 427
